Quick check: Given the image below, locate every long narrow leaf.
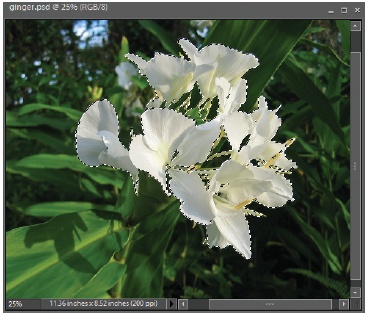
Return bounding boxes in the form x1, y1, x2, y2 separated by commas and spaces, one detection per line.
14, 154, 126, 186
120, 200, 180, 298
22, 201, 115, 217
287, 207, 342, 274
285, 268, 349, 298
279, 56, 345, 145
17, 103, 83, 122
299, 38, 349, 67
6, 210, 129, 298
139, 20, 180, 55
73, 261, 127, 298
6, 111, 73, 130
335, 20, 350, 58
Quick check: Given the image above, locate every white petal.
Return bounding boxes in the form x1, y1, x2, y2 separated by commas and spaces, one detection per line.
251, 96, 281, 140
215, 77, 231, 113
125, 54, 148, 74
172, 117, 221, 166
198, 44, 259, 74
220, 177, 272, 205
214, 49, 258, 85
140, 108, 195, 162
210, 160, 272, 211
213, 212, 252, 258
256, 141, 297, 171
258, 141, 284, 161
246, 136, 270, 161
169, 170, 215, 224
145, 54, 196, 102
196, 67, 217, 100
248, 166, 293, 207
115, 62, 138, 90
227, 79, 247, 111
233, 146, 251, 165
195, 44, 259, 98
76, 100, 119, 166
206, 223, 230, 248
193, 64, 215, 83
274, 155, 297, 171
213, 160, 253, 185
129, 135, 168, 193
178, 38, 198, 60
97, 130, 138, 182
216, 77, 247, 116
223, 112, 253, 152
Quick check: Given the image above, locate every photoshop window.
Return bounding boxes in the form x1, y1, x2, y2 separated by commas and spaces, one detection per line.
3, 2, 364, 313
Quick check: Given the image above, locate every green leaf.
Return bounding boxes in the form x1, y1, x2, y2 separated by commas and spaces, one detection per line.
186, 107, 206, 124
6, 210, 129, 298
291, 156, 322, 189
16, 154, 82, 169
284, 268, 349, 298
336, 198, 350, 230
280, 104, 314, 132
14, 154, 126, 187
275, 227, 318, 264
131, 75, 149, 90
7, 128, 73, 154
17, 103, 83, 122
325, 238, 343, 273
38, 76, 57, 87
279, 56, 345, 145
105, 86, 125, 96
299, 38, 349, 67
6, 111, 73, 131
6, 161, 81, 194
281, 130, 319, 156
138, 171, 168, 203
22, 201, 115, 217
83, 168, 126, 187
73, 261, 127, 298
120, 200, 180, 298
139, 20, 179, 55
287, 207, 342, 274
303, 26, 328, 34
313, 117, 341, 154
80, 178, 103, 197
334, 166, 349, 191
204, 20, 266, 50
204, 20, 312, 111
326, 62, 342, 118
335, 20, 350, 59
183, 286, 210, 298
114, 171, 167, 223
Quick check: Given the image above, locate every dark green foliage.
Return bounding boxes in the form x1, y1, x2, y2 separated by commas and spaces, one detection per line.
5, 20, 350, 299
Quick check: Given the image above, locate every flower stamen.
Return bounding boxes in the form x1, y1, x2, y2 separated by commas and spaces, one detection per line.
263, 137, 296, 169
234, 198, 253, 210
